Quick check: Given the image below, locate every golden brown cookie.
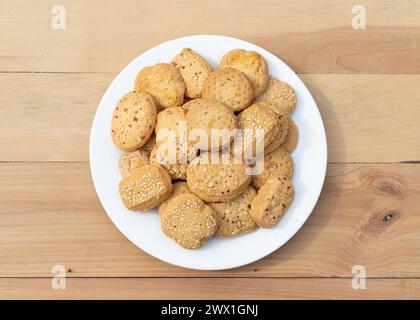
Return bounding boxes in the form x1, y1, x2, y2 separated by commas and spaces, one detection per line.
119, 149, 150, 177
282, 117, 299, 152
150, 144, 188, 180
184, 98, 238, 151
220, 49, 269, 97
159, 181, 192, 214
264, 111, 289, 155
118, 164, 173, 211
111, 91, 157, 151
160, 193, 218, 249
135, 63, 185, 109
142, 132, 156, 154
250, 176, 295, 228
252, 147, 294, 189
202, 68, 253, 112
172, 48, 212, 98
187, 151, 251, 202
257, 76, 297, 114
210, 186, 257, 237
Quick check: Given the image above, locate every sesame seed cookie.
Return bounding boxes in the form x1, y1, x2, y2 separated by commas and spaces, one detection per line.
118, 164, 173, 211
111, 91, 157, 151
187, 151, 251, 202
160, 193, 218, 249
202, 67, 253, 112
250, 176, 295, 228
135, 63, 185, 109
159, 181, 192, 214
252, 147, 294, 189
282, 117, 299, 152
150, 144, 188, 180
235, 102, 281, 159
220, 49, 269, 97
184, 98, 238, 151
264, 111, 289, 155
119, 149, 150, 177
257, 76, 297, 114
172, 48, 212, 98
209, 186, 257, 237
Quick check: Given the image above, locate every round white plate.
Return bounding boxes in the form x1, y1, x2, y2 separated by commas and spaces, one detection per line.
89, 35, 327, 270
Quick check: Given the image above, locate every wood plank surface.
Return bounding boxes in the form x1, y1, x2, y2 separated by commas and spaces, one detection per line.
0, 1, 419, 73
1, 278, 420, 300
0, 73, 419, 162
1, 162, 419, 278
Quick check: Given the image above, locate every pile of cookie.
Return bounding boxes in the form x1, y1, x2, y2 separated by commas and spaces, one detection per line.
111, 48, 298, 249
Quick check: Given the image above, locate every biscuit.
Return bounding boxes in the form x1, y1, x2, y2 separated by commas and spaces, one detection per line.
118, 164, 173, 211
264, 111, 289, 155
202, 68, 253, 112
111, 91, 157, 151
119, 149, 150, 177
184, 98, 238, 150
250, 176, 295, 228
172, 48, 212, 98
257, 76, 297, 114
235, 102, 281, 159
142, 132, 156, 154
135, 63, 185, 109
160, 193, 218, 249
282, 117, 299, 152
159, 181, 192, 214
150, 144, 188, 180
187, 151, 251, 202
252, 147, 294, 189
209, 186, 257, 237
220, 49, 269, 97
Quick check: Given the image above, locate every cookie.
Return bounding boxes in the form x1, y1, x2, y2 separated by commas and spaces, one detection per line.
187, 151, 251, 202
142, 132, 156, 154
184, 98, 238, 151
111, 91, 157, 151
160, 193, 218, 249
135, 63, 185, 109
250, 176, 295, 228
159, 181, 192, 214
119, 164, 173, 211
257, 76, 297, 114
202, 67, 253, 112
235, 102, 281, 159
172, 48, 212, 98
150, 144, 188, 180
252, 147, 294, 189
220, 49, 269, 97
119, 149, 150, 177
282, 117, 299, 152
209, 186, 257, 237
264, 111, 289, 155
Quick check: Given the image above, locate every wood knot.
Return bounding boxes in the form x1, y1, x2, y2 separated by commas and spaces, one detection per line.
371, 176, 405, 198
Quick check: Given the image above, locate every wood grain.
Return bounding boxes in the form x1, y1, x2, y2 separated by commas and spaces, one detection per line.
1, 278, 420, 299
0, 1, 419, 73
0, 73, 419, 162
1, 162, 419, 278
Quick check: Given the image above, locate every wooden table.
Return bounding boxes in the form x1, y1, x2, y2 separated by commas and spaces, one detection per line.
1, 0, 420, 299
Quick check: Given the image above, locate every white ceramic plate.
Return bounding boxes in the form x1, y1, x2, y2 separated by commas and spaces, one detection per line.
89, 35, 327, 270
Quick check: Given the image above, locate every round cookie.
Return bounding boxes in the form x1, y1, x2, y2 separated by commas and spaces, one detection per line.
184, 98, 238, 151
210, 186, 257, 237
264, 111, 289, 155
159, 181, 192, 214
172, 48, 212, 98
220, 49, 269, 97
202, 68, 253, 112
160, 193, 218, 249
257, 76, 297, 114
150, 144, 188, 180
186, 151, 251, 202
119, 149, 150, 177
235, 102, 281, 159
282, 117, 299, 152
118, 164, 173, 212
135, 63, 185, 109
111, 91, 157, 151
252, 147, 294, 189
250, 175, 295, 228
